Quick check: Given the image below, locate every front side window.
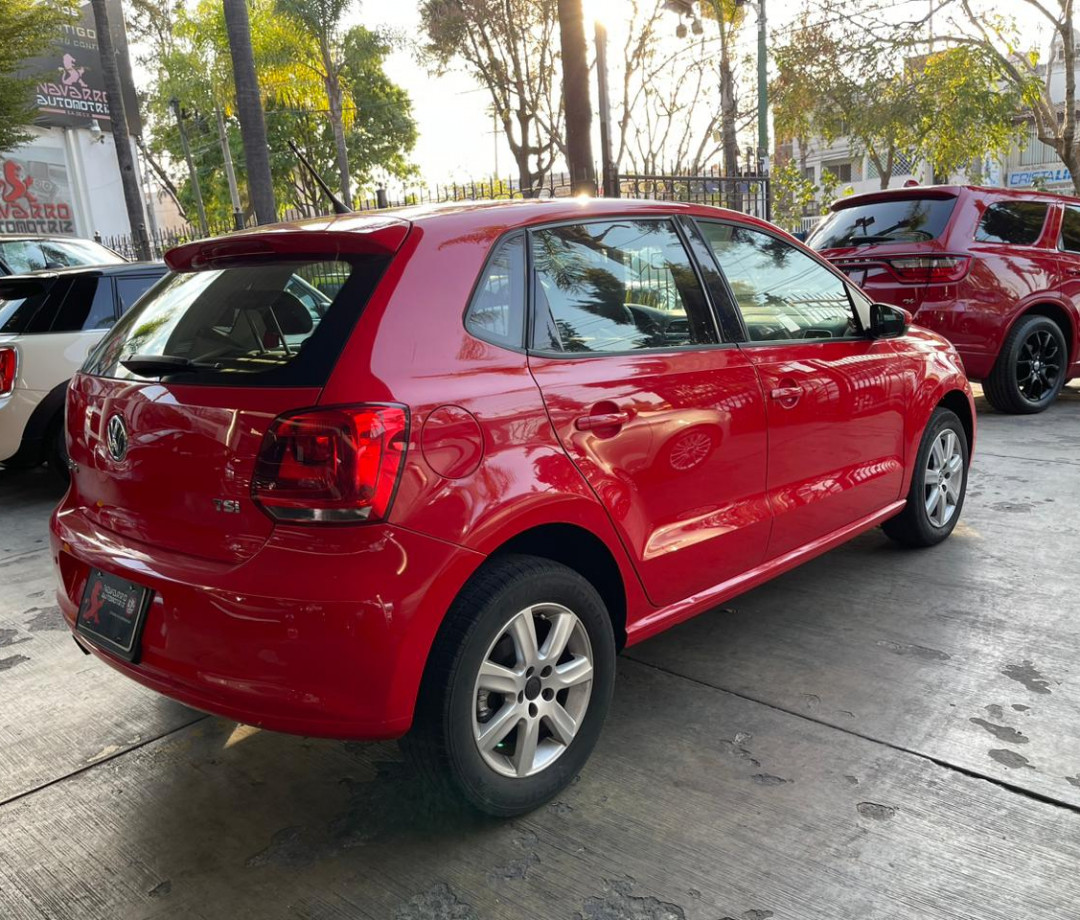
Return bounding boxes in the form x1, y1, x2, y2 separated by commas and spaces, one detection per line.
700, 222, 860, 342
530, 219, 717, 353
465, 233, 525, 348
115, 275, 162, 313
974, 201, 1049, 245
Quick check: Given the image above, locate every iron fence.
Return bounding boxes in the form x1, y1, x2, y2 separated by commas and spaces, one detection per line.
617, 173, 771, 221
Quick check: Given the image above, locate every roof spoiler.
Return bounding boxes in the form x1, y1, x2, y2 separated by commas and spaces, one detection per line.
165, 220, 411, 271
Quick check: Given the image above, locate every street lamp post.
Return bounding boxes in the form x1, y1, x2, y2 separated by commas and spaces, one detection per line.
594, 19, 618, 197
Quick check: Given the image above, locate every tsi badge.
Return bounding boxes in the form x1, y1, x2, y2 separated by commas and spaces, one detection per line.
213, 498, 241, 514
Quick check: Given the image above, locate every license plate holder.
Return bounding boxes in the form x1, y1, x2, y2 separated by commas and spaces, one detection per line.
76, 568, 153, 662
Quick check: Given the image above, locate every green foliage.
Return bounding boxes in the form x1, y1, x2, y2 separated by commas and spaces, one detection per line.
133, 0, 415, 222
0, 0, 78, 152
772, 18, 1022, 189
771, 158, 842, 232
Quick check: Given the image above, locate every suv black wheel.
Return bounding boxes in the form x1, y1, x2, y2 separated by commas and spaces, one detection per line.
403, 554, 616, 817
883, 407, 969, 547
984, 314, 1068, 414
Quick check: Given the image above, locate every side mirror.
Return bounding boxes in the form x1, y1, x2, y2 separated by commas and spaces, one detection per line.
869, 303, 911, 338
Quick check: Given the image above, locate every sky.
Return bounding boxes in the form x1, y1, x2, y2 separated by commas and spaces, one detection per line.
129, 0, 1057, 190
351, 0, 1054, 189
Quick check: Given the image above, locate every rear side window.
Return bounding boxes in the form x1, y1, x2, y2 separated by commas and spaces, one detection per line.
85, 259, 385, 387
0, 277, 101, 334
530, 219, 718, 353
974, 201, 1049, 245
809, 197, 957, 249
465, 233, 525, 348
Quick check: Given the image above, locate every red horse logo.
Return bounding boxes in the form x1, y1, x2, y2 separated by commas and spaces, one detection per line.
0, 160, 37, 216
83, 582, 105, 626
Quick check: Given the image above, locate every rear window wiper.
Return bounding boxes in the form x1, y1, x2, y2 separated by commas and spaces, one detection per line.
120, 354, 215, 377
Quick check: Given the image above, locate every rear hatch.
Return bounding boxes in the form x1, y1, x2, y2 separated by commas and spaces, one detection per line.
67, 222, 408, 564
809, 189, 966, 312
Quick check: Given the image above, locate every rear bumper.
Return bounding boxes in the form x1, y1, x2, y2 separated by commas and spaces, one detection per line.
50, 497, 485, 739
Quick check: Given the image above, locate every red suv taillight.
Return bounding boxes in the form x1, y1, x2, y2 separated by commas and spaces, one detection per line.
252, 404, 409, 524
0, 346, 16, 396
886, 256, 971, 283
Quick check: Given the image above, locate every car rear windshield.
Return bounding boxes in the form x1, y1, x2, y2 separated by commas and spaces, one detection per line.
83, 258, 386, 387
809, 197, 958, 249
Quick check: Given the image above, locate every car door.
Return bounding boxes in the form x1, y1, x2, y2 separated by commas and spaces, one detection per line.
526, 217, 772, 608
696, 219, 909, 559
1049, 204, 1080, 379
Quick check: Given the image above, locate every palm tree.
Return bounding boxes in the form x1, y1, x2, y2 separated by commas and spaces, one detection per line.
557, 0, 595, 195
222, 0, 277, 224
275, 0, 353, 206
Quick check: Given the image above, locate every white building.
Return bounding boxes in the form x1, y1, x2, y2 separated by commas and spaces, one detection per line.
787, 35, 1080, 202
1, 0, 164, 242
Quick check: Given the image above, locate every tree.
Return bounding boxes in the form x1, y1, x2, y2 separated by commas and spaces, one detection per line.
557, 0, 595, 193
90, 0, 151, 259
772, 15, 1022, 190
421, 0, 562, 195
699, 0, 748, 179
223, 0, 278, 223
133, 1, 415, 225
274, 0, 355, 205
0, 0, 77, 152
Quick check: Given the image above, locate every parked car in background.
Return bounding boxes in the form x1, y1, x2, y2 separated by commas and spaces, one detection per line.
51, 200, 973, 817
0, 235, 126, 275
809, 186, 1080, 414
0, 262, 167, 475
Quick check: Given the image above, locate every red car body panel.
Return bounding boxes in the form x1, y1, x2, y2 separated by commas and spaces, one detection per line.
51, 199, 976, 739
814, 185, 1080, 381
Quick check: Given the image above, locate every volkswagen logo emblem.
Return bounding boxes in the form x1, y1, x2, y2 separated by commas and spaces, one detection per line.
106, 414, 128, 462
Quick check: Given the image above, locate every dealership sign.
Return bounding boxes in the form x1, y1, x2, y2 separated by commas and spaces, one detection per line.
1008, 168, 1073, 188
27, 0, 141, 134
0, 151, 76, 235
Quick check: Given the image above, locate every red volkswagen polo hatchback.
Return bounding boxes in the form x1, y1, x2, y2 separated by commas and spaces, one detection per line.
51, 200, 974, 815
810, 185, 1080, 414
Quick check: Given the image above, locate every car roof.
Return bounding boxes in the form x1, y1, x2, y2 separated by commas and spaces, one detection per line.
2, 261, 166, 280
166, 198, 783, 269
829, 184, 1080, 212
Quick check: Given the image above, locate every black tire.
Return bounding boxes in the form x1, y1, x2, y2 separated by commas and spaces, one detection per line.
983, 314, 1068, 414
883, 407, 969, 547
403, 554, 616, 817
46, 413, 70, 482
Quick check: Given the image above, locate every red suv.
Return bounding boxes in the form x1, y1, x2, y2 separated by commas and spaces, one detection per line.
810, 185, 1080, 413
51, 200, 974, 815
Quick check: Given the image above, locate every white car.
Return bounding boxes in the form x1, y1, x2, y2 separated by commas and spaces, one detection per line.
0, 263, 166, 475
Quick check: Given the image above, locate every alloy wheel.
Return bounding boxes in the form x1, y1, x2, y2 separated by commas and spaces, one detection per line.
472, 603, 594, 778
924, 428, 964, 528
1016, 328, 1063, 403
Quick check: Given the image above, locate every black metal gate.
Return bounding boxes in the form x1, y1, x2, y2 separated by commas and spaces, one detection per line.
617, 174, 771, 222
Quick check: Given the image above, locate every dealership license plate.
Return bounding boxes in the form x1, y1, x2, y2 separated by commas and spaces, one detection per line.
76, 568, 153, 662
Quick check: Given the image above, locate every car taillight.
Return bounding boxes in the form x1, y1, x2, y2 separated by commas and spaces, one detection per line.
886, 256, 970, 283
252, 404, 409, 524
0, 347, 15, 396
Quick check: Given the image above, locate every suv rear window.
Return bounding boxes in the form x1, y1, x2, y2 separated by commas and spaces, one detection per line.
974, 201, 1049, 245
809, 197, 957, 249
84, 259, 384, 387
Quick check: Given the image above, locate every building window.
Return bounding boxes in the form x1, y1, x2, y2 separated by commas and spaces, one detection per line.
824, 161, 858, 183
801, 166, 815, 183
1018, 124, 1059, 167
